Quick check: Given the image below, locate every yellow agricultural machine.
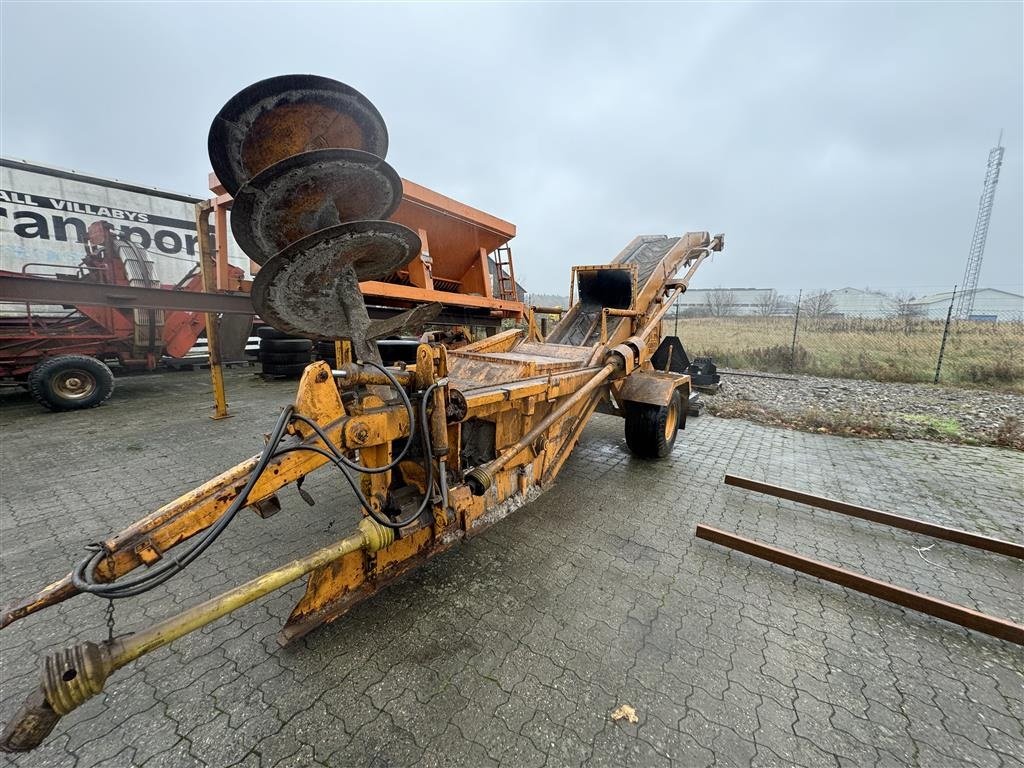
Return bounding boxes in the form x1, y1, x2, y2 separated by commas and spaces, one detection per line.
0, 75, 723, 752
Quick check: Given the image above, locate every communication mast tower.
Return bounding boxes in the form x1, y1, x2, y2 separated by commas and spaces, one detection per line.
953, 134, 1004, 320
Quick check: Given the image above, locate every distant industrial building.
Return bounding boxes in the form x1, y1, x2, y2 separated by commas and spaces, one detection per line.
673, 286, 1023, 322
674, 288, 788, 315
826, 288, 895, 317
909, 288, 1023, 322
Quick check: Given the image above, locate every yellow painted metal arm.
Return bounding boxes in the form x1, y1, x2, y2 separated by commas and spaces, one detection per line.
0, 430, 334, 628
0, 517, 394, 753
0, 363, 410, 630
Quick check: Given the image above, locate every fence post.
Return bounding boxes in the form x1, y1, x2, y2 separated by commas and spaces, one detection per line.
934, 285, 957, 384
674, 301, 680, 337
790, 289, 802, 373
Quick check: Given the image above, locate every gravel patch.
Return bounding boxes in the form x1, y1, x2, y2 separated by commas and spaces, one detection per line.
704, 370, 1024, 448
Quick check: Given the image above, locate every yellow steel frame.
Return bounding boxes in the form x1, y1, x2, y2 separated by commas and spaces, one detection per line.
0, 231, 724, 754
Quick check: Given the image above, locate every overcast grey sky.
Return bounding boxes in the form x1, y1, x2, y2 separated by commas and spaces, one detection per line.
1, 1, 1021, 297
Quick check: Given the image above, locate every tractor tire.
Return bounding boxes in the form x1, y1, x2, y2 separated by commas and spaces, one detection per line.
624, 389, 683, 459
316, 341, 339, 367
259, 338, 313, 353
260, 351, 314, 365
261, 363, 308, 378
28, 355, 115, 412
255, 326, 291, 341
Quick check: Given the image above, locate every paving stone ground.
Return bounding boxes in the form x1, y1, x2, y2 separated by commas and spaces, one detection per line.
1, 368, 1022, 768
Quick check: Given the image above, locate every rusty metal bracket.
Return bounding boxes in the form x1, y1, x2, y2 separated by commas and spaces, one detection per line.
724, 475, 1024, 559
132, 540, 161, 566
696, 525, 1024, 645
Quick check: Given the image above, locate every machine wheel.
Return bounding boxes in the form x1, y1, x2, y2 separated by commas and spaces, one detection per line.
316, 340, 339, 367
261, 362, 308, 378
260, 351, 313, 365
624, 389, 682, 459
28, 355, 115, 412
255, 326, 291, 340
260, 338, 313, 353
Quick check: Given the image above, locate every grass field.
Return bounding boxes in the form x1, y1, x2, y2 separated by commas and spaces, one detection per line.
672, 316, 1024, 392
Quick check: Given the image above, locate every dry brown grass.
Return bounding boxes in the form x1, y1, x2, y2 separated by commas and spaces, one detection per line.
673, 316, 1024, 392
994, 416, 1024, 450
707, 400, 1024, 449
707, 399, 894, 439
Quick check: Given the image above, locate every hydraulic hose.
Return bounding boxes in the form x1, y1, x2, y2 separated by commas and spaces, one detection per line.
278, 381, 439, 529
71, 405, 296, 598
72, 363, 438, 599
293, 359, 421, 475
2, 517, 395, 753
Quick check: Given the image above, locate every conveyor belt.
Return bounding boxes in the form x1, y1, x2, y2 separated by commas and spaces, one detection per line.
545, 235, 679, 347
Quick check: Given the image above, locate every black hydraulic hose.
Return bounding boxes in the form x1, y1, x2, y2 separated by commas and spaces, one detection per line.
72, 361, 438, 596
275, 382, 438, 530
72, 405, 296, 598
289, 359, 418, 475
73, 369, 439, 598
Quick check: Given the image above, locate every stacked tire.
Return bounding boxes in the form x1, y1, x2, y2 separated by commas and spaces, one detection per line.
314, 338, 421, 368
315, 340, 339, 369
257, 327, 312, 378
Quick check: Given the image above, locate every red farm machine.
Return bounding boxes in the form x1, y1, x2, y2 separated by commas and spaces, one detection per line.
0, 221, 244, 410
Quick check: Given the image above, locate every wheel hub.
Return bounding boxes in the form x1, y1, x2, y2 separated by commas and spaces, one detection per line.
54, 371, 96, 401
664, 397, 680, 442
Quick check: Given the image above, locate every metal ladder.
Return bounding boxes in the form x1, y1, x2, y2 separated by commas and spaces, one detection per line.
492, 244, 518, 301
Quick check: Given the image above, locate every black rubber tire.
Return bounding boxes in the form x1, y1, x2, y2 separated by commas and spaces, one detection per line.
316, 341, 339, 367
261, 363, 308, 378
260, 338, 313, 353
624, 390, 682, 459
255, 326, 292, 340
260, 351, 313, 365
28, 355, 115, 412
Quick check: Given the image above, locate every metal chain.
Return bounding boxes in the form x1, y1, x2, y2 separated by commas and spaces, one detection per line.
105, 599, 116, 642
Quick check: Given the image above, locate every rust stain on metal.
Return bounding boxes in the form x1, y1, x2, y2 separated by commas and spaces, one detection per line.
724, 475, 1024, 560
618, 369, 688, 408
231, 148, 403, 264
208, 74, 388, 195
696, 525, 1024, 645
250, 221, 421, 342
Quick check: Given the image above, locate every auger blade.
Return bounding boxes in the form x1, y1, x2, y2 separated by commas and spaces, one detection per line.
250, 220, 421, 341
230, 148, 403, 265
208, 74, 388, 196
366, 302, 443, 341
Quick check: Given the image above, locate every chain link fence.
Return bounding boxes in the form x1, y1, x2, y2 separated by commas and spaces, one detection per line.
668, 287, 1024, 392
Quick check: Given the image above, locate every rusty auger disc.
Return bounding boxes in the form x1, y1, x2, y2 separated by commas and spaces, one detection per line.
208, 74, 388, 196
230, 149, 403, 265
251, 221, 421, 340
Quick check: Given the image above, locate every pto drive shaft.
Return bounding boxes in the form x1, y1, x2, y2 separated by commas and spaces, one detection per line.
0, 517, 394, 753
